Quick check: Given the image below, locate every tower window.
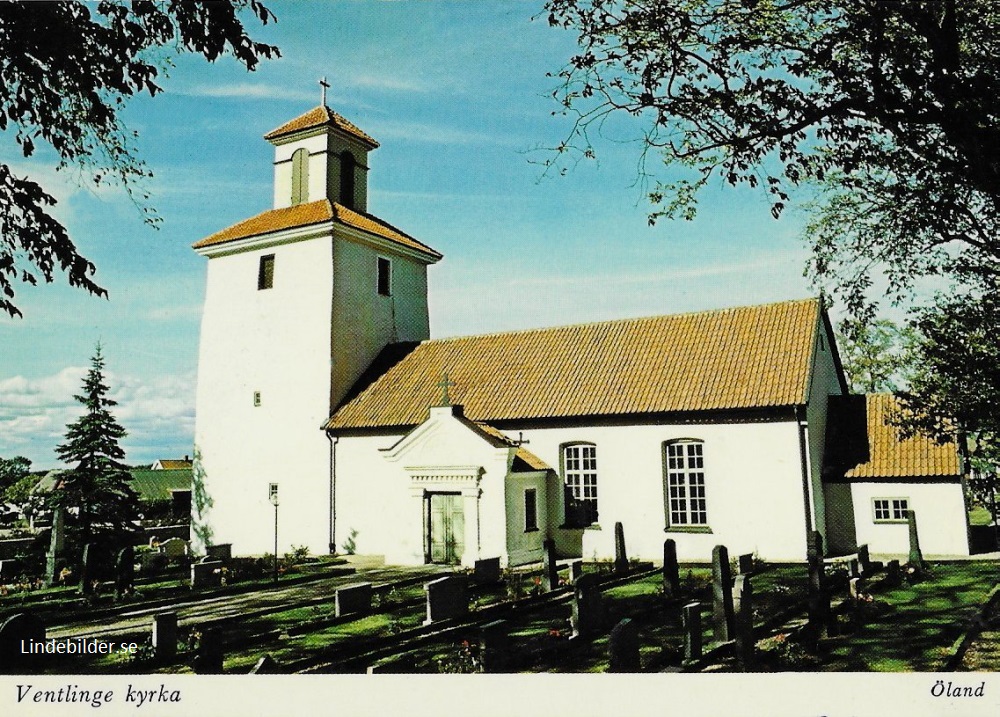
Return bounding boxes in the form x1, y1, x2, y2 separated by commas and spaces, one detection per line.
339, 150, 356, 208
377, 257, 391, 296
258, 255, 275, 290
291, 148, 309, 205
253, 391, 262, 407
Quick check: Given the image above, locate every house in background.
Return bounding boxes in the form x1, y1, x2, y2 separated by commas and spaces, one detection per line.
151, 456, 192, 471
191, 101, 972, 566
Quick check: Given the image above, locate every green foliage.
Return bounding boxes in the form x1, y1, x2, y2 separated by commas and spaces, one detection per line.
341, 528, 359, 555
0, 1, 279, 318
837, 319, 914, 394
54, 344, 139, 549
0, 456, 31, 493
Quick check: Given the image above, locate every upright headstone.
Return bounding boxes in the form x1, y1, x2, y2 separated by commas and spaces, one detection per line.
733, 575, 755, 671
193, 628, 224, 674
205, 544, 232, 562
479, 619, 510, 673
738, 553, 754, 575
0, 559, 23, 580
473, 557, 502, 586
608, 618, 641, 672
335, 582, 373, 618
190, 560, 224, 589
152, 612, 178, 662
570, 573, 602, 639
711, 545, 735, 642
807, 531, 825, 593
886, 559, 902, 585
569, 560, 584, 584
907, 510, 925, 566
662, 539, 680, 598
161, 537, 189, 560
424, 576, 468, 625
848, 558, 860, 579
115, 545, 135, 597
682, 602, 702, 665
613, 522, 628, 575
249, 654, 279, 674
848, 577, 861, 601
45, 506, 66, 587
542, 539, 559, 592
0, 612, 46, 671
78, 543, 97, 595
857, 544, 871, 575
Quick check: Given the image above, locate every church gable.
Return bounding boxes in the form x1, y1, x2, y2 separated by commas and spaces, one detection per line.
381, 405, 514, 471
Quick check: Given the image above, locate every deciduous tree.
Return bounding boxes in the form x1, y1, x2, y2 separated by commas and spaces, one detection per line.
0, 1, 278, 318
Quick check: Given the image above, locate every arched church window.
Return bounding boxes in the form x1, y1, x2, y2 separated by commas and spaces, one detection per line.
290, 148, 309, 205
663, 439, 708, 529
562, 442, 598, 527
339, 150, 356, 208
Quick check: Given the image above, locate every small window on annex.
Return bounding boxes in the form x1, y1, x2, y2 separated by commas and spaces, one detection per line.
873, 497, 909, 523
257, 255, 275, 291
377, 257, 392, 296
524, 488, 538, 532
663, 440, 708, 528
290, 148, 309, 205
562, 443, 598, 527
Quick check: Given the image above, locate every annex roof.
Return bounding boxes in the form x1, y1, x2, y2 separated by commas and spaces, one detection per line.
128, 469, 193, 502
264, 105, 379, 148
191, 199, 441, 260
824, 394, 963, 481
153, 459, 192, 470
326, 298, 825, 431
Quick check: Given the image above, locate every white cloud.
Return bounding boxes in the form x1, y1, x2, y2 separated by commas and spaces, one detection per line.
180, 82, 316, 104
0, 368, 195, 468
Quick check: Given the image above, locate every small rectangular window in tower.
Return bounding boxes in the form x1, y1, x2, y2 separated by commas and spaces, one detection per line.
253, 391, 261, 407
258, 254, 275, 290
524, 488, 538, 532
377, 257, 391, 296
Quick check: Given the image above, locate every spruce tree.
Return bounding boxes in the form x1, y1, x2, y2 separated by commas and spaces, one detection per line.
55, 344, 139, 548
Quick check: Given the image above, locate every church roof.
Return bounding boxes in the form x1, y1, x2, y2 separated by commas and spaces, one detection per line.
824, 394, 963, 481
326, 298, 826, 430
191, 199, 442, 259
264, 105, 379, 148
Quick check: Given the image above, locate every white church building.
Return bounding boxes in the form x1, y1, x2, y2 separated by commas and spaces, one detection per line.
191, 104, 973, 566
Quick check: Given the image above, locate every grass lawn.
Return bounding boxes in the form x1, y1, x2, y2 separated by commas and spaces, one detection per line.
821, 561, 998, 671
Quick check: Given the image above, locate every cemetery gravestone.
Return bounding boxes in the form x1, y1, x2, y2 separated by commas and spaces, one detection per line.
887, 559, 902, 585
683, 602, 702, 665
848, 577, 861, 601
424, 576, 468, 625
570, 573, 603, 639
249, 654, 279, 674
44, 506, 66, 587
161, 538, 189, 560
663, 539, 680, 598
479, 619, 510, 673
849, 558, 860, 579
473, 557, 502, 586
190, 560, 223, 589
608, 618, 641, 672
733, 575, 755, 671
335, 582, 373, 618
542, 539, 559, 592
193, 628, 224, 674
115, 545, 135, 596
0, 559, 22, 579
857, 544, 871, 575
0, 612, 46, 671
613, 522, 628, 575
152, 612, 178, 662
569, 560, 584, 584
907, 510, 925, 566
711, 545, 735, 642
738, 553, 754, 575
205, 544, 232, 562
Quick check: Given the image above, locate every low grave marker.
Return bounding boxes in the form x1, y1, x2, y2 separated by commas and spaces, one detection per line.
473, 557, 501, 586
424, 576, 468, 624
570, 573, 602, 639
608, 618, 640, 672
152, 612, 178, 661
335, 582, 373, 618
663, 539, 680, 598
711, 545, 735, 642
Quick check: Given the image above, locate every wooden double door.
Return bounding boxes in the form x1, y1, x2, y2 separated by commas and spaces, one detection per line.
426, 492, 465, 564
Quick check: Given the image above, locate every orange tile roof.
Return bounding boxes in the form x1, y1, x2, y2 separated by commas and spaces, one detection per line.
469, 421, 552, 471
326, 299, 823, 430
191, 199, 441, 259
825, 394, 962, 480
264, 105, 379, 148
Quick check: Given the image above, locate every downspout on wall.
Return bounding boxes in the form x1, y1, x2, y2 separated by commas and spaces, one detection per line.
796, 405, 816, 555
327, 431, 338, 555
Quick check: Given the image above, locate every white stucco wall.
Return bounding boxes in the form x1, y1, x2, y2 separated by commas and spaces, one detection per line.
494, 419, 812, 563
848, 481, 970, 557
330, 235, 430, 405
505, 471, 548, 566
193, 233, 336, 556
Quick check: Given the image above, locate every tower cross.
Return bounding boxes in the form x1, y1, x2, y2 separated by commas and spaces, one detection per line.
319, 76, 330, 106
437, 371, 456, 407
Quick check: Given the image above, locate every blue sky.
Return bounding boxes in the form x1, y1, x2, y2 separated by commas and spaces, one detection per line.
0, 2, 818, 469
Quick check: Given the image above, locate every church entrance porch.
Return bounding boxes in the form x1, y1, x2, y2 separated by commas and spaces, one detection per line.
426, 492, 465, 564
